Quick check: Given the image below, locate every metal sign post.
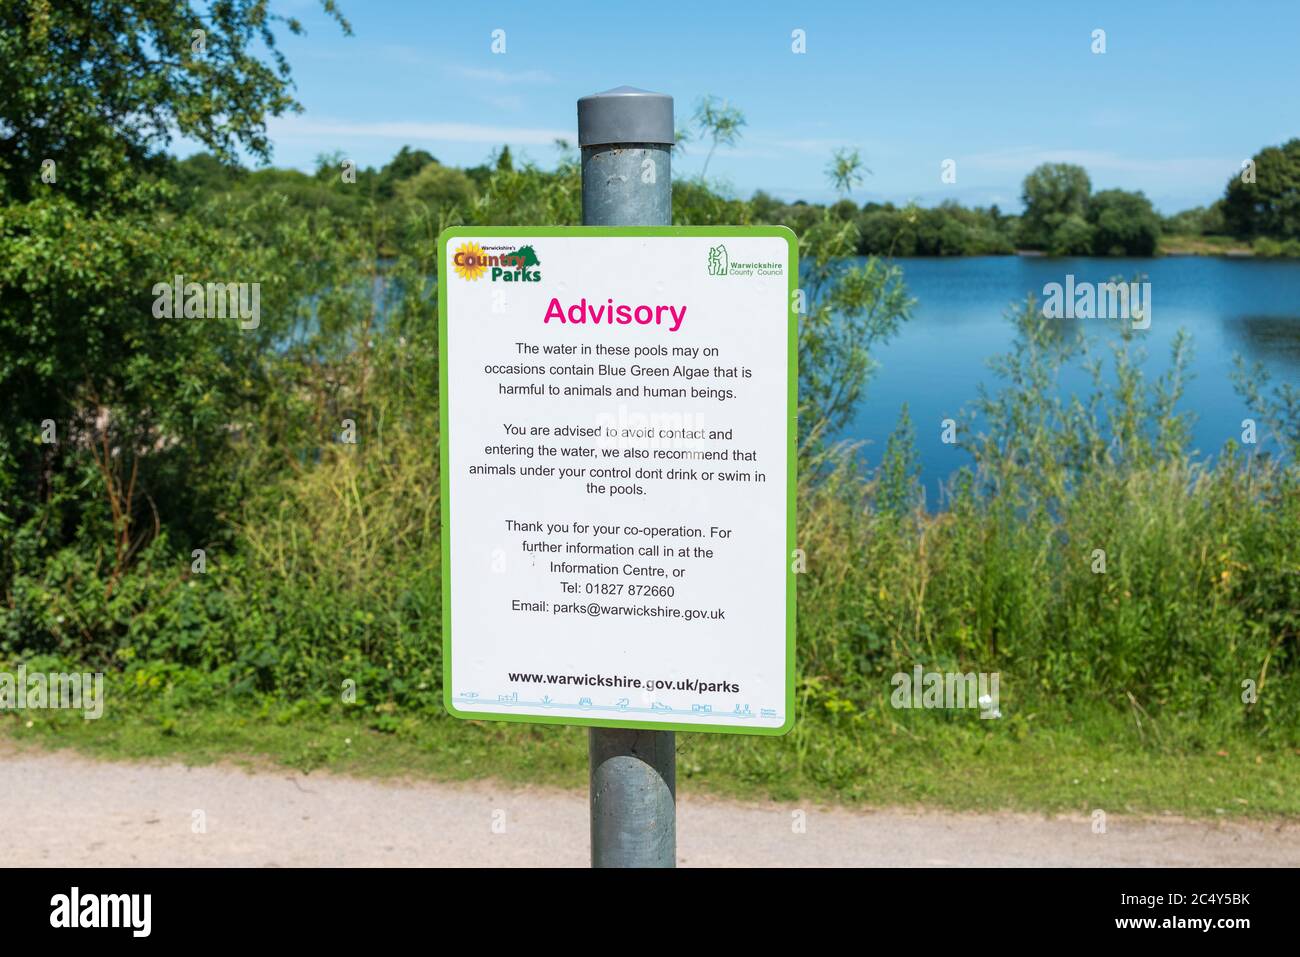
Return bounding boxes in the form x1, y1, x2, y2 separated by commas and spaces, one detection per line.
578, 86, 677, 868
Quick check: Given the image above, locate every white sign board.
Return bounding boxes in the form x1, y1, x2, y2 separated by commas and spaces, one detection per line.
439, 227, 796, 734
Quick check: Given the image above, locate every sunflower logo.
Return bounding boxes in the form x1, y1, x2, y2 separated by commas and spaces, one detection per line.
452, 241, 488, 280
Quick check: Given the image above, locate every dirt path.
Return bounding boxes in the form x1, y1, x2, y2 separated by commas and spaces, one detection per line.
3, 748, 1297, 867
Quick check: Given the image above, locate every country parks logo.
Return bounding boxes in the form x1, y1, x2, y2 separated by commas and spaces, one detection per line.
451, 241, 541, 282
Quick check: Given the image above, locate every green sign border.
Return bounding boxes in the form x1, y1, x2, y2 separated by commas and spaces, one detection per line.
438, 225, 798, 736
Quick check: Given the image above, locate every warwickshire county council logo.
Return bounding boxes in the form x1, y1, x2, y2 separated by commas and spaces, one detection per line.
707, 243, 729, 275
452, 242, 541, 282
707, 243, 783, 279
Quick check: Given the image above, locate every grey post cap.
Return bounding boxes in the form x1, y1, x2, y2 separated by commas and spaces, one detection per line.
577, 86, 674, 147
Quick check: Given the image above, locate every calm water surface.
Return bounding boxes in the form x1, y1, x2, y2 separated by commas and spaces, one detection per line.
838, 256, 1300, 505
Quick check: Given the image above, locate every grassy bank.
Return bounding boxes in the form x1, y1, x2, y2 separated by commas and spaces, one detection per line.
1158, 233, 1300, 257
5, 667, 1298, 818
1158, 234, 1254, 256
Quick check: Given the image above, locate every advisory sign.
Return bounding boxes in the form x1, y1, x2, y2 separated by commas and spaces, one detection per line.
439, 226, 796, 734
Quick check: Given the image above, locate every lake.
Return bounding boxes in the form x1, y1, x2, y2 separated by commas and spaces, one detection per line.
838, 256, 1300, 506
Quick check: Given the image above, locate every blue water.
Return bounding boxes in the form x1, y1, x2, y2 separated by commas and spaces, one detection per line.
839, 256, 1300, 506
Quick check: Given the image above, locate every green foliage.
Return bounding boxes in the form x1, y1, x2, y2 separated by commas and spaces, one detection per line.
1232, 358, 1300, 458
1017, 165, 1161, 256
1164, 139, 1300, 249
797, 299, 1300, 741
673, 178, 752, 226
0, 195, 265, 573
692, 95, 746, 178
751, 198, 1017, 257
796, 215, 914, 453
1162, 202, 1225, 237
395, 163, 477, 214
0, 0, 349, 207
875, 404, 922, 517
3, 195, 438, 700
863, 202, 1017, 256
826, 147, 869, 196
751, 197, 822, 236
1019, 163, 1092, 250
1047, 213, 1095, 255
1223, 138, 1300, 240
1088, 189, 1160, 256
1251, 235, 1300, 258
380, 147, 440, 188
470, 155, 581, 228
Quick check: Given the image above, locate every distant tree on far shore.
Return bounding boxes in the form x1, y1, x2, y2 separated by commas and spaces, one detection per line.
1088, 189, 1161, 257
1223, 139, 1300, 240
1018, 163, 1092, 250
1018, 163, 1161, 256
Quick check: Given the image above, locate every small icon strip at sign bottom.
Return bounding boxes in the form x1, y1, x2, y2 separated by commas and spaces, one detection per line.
453, 694, 777, 720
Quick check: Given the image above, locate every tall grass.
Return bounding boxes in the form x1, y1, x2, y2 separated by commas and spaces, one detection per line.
795, 299, 1299, 744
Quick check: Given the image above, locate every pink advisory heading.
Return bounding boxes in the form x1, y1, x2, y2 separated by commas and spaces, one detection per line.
544, 297, 687, 333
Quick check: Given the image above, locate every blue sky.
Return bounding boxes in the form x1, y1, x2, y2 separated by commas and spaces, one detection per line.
190, 0, 1300, 213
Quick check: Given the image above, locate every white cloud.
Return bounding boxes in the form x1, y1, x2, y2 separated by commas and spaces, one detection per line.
446, 65, 557, 85
482, 94, 525, 111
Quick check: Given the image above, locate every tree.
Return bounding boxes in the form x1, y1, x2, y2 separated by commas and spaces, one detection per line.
749, 190, 783, 222
377, 146, 439, 198
1048, 214, 1095, 256
1223, 139, 1300, 240
1087, 189, 1161, 256
798, 162, 915, 453
396, 163, 477, 212
0, 0, 351, 207
693, 96, 746, 178
1019, 163, 1092, 250
1164, 204, 1222, 235
167, 152, 247, 200
313, 149, 347, 181
829, 199, 858, 222
0, 1, 351, 598
383, 146, 439, 179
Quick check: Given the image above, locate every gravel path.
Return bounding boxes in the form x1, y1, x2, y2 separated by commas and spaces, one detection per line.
4, 748, 1297, 867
